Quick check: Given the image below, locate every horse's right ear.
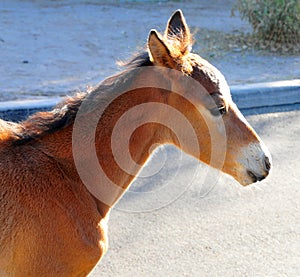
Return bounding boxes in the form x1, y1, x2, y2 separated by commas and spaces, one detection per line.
165, 9, 191, 54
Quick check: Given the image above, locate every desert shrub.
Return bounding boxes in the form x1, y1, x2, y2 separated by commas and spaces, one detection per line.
234, 0, 300, 52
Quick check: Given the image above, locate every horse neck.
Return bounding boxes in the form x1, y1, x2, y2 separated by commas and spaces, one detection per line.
91, 86, 172, 207
37, 86, 171, 216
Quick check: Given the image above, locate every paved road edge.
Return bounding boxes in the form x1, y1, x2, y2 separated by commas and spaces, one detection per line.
0, 79, 299, 121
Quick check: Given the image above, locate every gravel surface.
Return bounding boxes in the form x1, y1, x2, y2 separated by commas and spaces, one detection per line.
0, 0, 299, 101
91, 109, 300, 276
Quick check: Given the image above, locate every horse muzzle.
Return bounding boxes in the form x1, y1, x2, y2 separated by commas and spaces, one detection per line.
246, 154, 271, 182
237, 141, 272, 186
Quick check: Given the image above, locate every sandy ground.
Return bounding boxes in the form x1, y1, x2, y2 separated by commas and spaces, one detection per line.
0, 0, 299, 101
90, 109, 300, 276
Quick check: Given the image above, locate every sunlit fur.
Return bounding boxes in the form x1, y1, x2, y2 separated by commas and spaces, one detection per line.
0, 10, 270, 276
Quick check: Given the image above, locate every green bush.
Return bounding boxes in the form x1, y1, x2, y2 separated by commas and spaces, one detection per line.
235, 0, 300, 52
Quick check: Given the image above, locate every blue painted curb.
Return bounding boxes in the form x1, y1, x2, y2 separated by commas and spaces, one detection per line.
0, 80, 299, 122
231, 79, 300, 109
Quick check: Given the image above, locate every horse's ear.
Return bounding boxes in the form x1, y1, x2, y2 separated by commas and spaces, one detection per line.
165, 9, 191, 53
148, 29, 174, 67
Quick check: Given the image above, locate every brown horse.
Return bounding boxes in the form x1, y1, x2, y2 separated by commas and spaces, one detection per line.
0, 10, 271, 276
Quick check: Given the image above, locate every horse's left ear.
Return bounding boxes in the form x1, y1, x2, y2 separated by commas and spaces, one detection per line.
165, 9, 191, 53
148, 29, 174, 67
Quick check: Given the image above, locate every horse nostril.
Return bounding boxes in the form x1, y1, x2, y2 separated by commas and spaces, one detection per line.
247, 170, 258, 182
264, 155, 271, 172
247, 170, 265, 183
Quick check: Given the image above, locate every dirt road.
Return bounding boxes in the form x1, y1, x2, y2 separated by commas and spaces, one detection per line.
0, 0, 299, 101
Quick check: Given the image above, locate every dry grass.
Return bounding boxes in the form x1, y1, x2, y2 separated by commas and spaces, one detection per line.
191, 27, 300, 60
233, 0, 300, 53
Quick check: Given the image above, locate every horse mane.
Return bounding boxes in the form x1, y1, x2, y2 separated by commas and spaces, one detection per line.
118, 51, 152, 69
12, 95, 85, 144
10, 51, 154, 145
11, 35, 194, 146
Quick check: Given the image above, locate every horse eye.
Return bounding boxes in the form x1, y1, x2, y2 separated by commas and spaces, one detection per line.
210, 106, 227, 116
219, 106, 227, 115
